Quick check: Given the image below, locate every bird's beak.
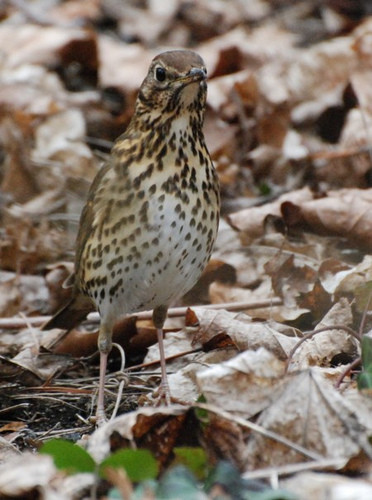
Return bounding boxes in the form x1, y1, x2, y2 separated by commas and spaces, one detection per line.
178, 67, 207, 85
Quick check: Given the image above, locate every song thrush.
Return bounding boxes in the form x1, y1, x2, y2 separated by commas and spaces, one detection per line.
44, 50, 220, 424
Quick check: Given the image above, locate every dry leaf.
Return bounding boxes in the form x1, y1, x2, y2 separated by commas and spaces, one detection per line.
197, 348, 286, 418
167, 349, 238, 403
0, 277, 21, 317
31, 108, 95, 190
191, 308, 298, 360
0, 454, 56, 496
285, 188, 372, 249
290, 298, 358, 370
0, 24, 95, 68
98, 37, 152, 94
146, 328, 195, 358
282, 471, 372, 499
228, 187, 314, 239
247, 366, 372, 468
202, 414, 249, 469
87, 405, 189, 464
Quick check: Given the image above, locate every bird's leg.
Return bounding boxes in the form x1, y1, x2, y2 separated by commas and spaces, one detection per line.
152, 305, 171, 405
96, 320, 113, 425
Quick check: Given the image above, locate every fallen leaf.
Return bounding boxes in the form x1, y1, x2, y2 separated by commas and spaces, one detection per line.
247, 366, 372, 468
284, 188, 372, 250
191, 308, 298, 360
290, 298, 358, 370
282, 471, 372, 500
0, 454, 57, 496
228, 187, 314, 240
87, 405, 189, 466
197, 348, 286, 418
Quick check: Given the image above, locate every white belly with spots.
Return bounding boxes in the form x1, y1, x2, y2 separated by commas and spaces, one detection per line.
96, 193, 216, 321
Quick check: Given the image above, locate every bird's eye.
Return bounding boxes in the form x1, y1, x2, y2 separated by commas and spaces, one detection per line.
155, 67, 166, 82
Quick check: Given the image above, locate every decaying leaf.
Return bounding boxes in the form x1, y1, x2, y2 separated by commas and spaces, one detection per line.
284, 188, 372, 250
246, 366, 372, 468
0, 454, 57, 496
191, 308, 299, 360
197, 348, 286, 418
228, 187, 314, 239
87, 405, 190, 465
289, 298, 359, 370
282, 471, 372, 500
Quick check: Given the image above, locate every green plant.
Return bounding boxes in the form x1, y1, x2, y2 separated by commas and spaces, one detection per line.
40, 439, 158, 481
40, 440, 296, 499
358, 335, 372, 390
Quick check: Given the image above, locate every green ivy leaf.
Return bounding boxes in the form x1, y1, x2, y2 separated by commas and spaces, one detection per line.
361, 335, 372, 371
258, 183, 271, 196
173, 447, 208, 480
358, 371, 372, 390
100, 449, 158, 482
358, 336, 372, 390
40, 438, 96, 475
194, 396, 209, 427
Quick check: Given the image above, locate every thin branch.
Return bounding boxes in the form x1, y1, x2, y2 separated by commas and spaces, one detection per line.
308, 145, 372, 160
242, 457, 347, 480
0, 298, 282, 329
285, 324, 360, 372
334, 356, 361, 389
127, 347, 202, 371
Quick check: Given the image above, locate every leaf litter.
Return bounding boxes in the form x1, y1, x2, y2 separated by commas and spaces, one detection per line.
1, 0, 372, 498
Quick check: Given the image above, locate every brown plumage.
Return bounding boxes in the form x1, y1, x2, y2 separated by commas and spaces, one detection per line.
44, 50, 220, 424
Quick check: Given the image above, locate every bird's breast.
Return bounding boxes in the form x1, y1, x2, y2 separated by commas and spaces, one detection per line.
78, 129, 219, 320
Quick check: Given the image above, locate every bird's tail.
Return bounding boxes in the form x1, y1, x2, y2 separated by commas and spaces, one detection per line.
42, 294, 95, 331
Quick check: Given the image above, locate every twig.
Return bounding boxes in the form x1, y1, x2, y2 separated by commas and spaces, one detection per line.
308, 145, 372, 160
126, 347, 203, 372
193, 402, 323, 461
0, 298, 282, 329
36, 425, 93, 441
109, 343, 128, 421
334, 356, 361, 389
285, 324, 360, 372
333, 291, 372, 387
242, 457, 347, 480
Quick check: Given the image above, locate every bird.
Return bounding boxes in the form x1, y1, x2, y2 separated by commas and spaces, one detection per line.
43, 49, 220, 424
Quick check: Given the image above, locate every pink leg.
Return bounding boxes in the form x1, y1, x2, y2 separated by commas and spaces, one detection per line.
157, 327, 171, 404
96, 351, 108, 425
95, 320, 112, 425
153, 305, 171, 404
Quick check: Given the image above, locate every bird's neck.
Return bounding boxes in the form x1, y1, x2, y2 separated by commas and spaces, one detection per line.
133, 104, 204, 132
114, 108, 205, 156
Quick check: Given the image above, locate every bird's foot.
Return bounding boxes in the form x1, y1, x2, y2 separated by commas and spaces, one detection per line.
93, 406, 107, 427
154, 379, 172, 406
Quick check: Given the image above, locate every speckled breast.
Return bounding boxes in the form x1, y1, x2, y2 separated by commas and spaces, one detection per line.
78, 134, 219, 321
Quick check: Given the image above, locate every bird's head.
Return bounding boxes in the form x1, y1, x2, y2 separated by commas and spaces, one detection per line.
136, 50, 207, 117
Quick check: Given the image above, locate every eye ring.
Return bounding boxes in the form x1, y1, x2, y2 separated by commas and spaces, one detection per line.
155, 66, 166, 82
